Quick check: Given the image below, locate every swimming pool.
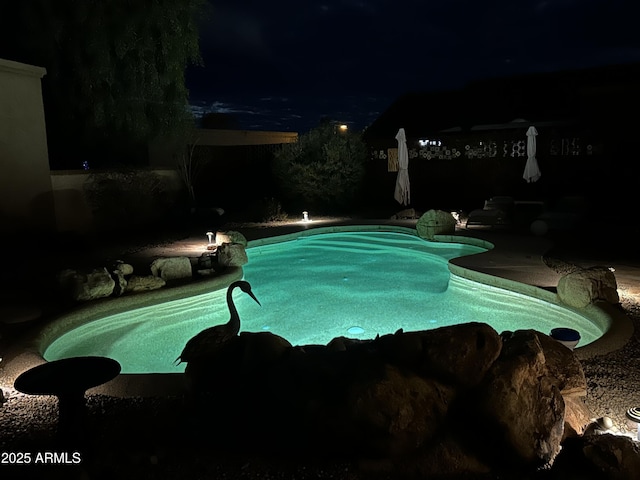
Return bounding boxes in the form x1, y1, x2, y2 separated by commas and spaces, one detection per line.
43, 229, 605, 373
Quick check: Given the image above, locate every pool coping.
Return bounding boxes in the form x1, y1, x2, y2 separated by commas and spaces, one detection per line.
3, 225, 632, 398
446, 255, 633, 361
1, 267, 244, 397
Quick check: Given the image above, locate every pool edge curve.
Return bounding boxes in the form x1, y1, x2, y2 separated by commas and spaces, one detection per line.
3, 225, 631, 398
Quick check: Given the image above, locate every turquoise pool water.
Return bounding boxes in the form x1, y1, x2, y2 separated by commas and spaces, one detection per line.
44, 231, 604, 373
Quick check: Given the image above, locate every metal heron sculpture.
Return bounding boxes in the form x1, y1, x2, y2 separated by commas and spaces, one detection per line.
175, 280, 260, 365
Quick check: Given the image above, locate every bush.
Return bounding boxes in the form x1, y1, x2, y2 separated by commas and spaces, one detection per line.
241, 197, 289, 223
272, 122, 368, 212
84, 169, 172, 231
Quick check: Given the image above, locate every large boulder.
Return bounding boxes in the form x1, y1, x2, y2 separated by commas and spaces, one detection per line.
150, 256, 192, 281
347, 364, 456, 456
563, 396, 594, 440
58, 267, 115, 301
473, 330, 565, 468
217, 243, 248, 267
416, 209, 457, 240
113, 261, 134, 276
553, 434, 640, 480
375, 322, 502, 389
125, 275, 166, 292
185, 323, 591, 476
185, 331, 293, 391
557, 266, 619, 308
533, 331, 587, 396
581, 434, 640, 479
215, 230, 248, 247
237, 331, 294, 368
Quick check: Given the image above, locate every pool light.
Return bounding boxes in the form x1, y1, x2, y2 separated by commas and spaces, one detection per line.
302, 211, 310, 222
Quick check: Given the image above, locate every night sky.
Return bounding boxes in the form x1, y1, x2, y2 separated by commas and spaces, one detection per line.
186, 0, 640, 133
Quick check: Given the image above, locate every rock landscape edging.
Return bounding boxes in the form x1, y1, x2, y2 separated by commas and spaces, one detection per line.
183, 322, 638, 478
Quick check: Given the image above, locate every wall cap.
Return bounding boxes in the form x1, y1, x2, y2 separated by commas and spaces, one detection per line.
0, 58, 47, 78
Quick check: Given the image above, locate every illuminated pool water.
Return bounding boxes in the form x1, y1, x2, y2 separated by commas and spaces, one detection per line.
44, 230, 605, 373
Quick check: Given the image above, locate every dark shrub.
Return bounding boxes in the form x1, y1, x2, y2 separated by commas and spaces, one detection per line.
272, 122, 367, 213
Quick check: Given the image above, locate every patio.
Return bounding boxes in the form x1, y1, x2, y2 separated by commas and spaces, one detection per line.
1, 216, 639, 479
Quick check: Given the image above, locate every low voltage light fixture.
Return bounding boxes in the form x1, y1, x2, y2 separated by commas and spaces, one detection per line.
625, 407, 640, 441
206, 231, 215, 250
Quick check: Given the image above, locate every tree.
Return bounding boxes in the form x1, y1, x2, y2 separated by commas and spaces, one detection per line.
0, 0, 208, 168
272, 121, 368, 212
175, 132, 209, 209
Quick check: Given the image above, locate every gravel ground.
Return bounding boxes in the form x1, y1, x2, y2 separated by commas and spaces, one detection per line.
1, 223, 639, 479
542, 252, 640, 439
0, 389, 362, 480
576, 293, 640, 436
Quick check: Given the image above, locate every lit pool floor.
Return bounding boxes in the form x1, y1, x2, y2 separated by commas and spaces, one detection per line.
44, 231, 603, 373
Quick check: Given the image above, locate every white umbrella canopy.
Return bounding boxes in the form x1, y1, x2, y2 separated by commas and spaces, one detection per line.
523, 126, 542, 183
394, 128, 410, 205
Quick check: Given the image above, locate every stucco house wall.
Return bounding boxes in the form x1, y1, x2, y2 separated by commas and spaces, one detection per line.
0, 58, 55, 233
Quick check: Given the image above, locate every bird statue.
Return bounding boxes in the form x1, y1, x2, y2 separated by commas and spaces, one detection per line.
174, 280, 260, 365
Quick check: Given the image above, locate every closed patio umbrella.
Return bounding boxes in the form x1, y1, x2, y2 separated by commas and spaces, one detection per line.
394, 128, 410, 205
523, 126, 541, 183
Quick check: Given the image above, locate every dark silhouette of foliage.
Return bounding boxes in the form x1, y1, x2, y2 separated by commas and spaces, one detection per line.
0, 0, 208, 168
272, 122, 368, 212
83, 169, 174, 231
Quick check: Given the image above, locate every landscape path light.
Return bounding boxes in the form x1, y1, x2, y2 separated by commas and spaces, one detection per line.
625, 407, 640, 441
206, 231, 216, 250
